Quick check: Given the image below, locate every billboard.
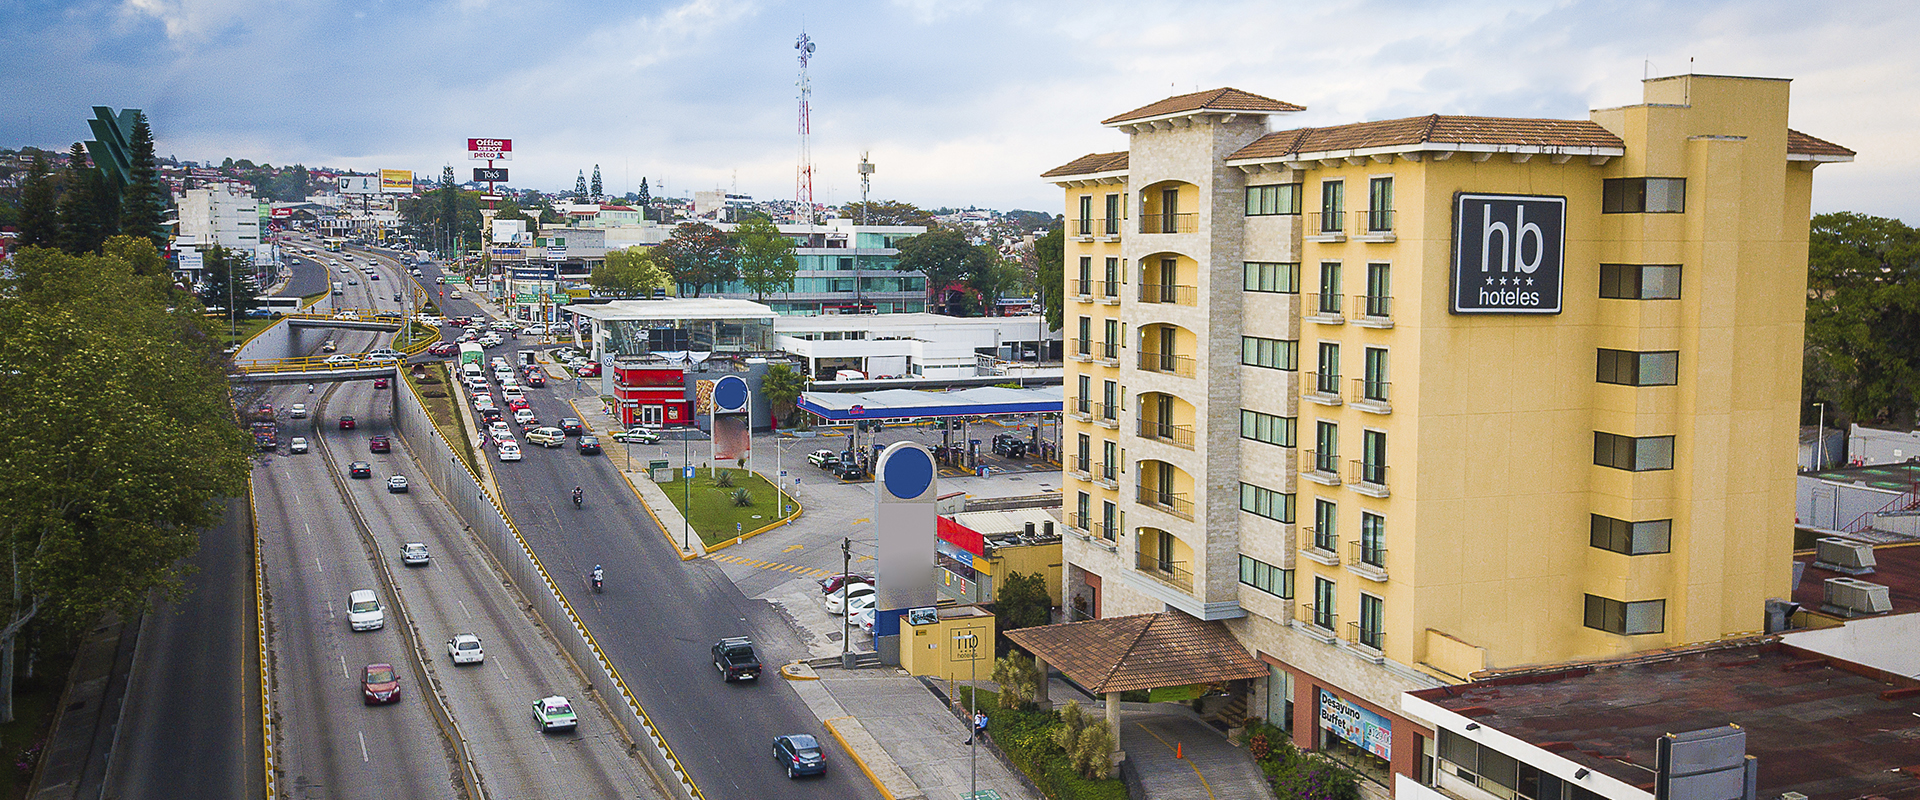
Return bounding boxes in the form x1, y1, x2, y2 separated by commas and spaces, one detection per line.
1450, 193, 1566, 314
1318, 688, 1392, 760
379, 169, 413, 193
474, 167, 508, 183
510, 267, 558, 281
338, 175, 379, 194
468, 138, 512, 161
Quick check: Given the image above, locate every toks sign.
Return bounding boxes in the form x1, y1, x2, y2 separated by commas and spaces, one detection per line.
1450, 193, 1566, 314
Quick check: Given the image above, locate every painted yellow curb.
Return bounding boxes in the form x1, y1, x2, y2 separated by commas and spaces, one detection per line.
822, 716, 896, 800
780, 662, 819, 681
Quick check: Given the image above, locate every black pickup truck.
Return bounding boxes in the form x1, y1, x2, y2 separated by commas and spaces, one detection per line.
712, 637, 761, 682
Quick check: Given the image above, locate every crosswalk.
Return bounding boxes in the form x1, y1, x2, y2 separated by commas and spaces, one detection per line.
706, 552, 832, 577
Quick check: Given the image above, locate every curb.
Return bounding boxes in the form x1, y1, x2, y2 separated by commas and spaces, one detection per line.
821, 716, 917, 800
780, 662, 820, 681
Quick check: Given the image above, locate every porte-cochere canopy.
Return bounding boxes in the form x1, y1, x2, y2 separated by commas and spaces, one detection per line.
1006, 612, 1268, 694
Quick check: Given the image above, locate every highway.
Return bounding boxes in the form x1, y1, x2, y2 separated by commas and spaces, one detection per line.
415, 258, 884, 800
253, 240, 656, 800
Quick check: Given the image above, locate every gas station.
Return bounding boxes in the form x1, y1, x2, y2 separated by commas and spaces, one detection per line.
796, 385, 1064, 477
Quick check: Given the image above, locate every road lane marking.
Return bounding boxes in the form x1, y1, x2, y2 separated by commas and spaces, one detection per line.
315, 556, 323, 573
457, 600, 471, 619
340, 655, 349, 678
357, 731, 369, 762
783, 544, 803, 553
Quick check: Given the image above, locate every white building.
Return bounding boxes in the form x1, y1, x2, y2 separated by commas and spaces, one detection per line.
175, 183, 259, 250
775, 312, 1055, 381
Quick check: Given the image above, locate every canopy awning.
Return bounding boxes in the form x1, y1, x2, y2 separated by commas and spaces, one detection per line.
1005, 612, 1269, 694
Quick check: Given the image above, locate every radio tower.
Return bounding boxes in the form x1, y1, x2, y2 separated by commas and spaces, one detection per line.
795, 31, 816, 226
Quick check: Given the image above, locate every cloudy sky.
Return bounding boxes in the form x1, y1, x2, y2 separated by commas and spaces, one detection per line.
3, 0, 1913, 219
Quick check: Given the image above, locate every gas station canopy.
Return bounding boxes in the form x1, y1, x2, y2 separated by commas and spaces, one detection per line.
799, 386, 1063, 423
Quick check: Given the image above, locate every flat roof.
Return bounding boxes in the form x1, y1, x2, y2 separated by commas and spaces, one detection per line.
1800, 462, 1920, 492
799, 386, 1062, 422
1413, 642, 1920, 799
1795, 541, 1920, 617
566, 298, 776, 322
774, 313, 1045, 333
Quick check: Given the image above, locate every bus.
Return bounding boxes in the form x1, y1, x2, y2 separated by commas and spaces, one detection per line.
256, 295, 304, 317
323, 237, 346, 252
458, 343, 484, 368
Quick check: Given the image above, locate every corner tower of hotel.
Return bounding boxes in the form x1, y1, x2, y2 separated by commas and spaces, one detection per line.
1045, 75, 1852, 782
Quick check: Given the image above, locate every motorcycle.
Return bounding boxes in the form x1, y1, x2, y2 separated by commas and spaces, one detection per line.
572, 491, 584, 508
590, 573, 604, 593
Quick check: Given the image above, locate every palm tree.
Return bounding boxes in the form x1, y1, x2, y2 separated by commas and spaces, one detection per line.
759, 364, 810, 428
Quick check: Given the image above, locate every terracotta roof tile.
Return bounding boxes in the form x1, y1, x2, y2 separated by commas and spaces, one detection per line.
1005, 612, 1269, 694
1039, 151, 1129, 179
1102, 88, 1304, 126
1227, 114, 1625, 161
1788, 129, 1855, 158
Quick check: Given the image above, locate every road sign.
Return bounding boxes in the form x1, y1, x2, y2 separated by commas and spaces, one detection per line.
683, 466, 695, 479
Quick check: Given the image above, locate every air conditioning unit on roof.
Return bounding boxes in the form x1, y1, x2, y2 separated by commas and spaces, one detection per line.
1815, 537, 1876, 575
1823, 577, 1892, 616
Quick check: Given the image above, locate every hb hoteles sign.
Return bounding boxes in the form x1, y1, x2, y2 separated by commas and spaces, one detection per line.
1450, 193, 1566, 314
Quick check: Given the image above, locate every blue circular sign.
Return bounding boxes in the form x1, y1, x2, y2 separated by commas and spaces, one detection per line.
714, 375, 748, 411
882, 446, 934, 500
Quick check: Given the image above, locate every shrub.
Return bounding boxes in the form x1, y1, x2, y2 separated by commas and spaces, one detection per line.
714, 469, 735, 488
731, 488, 753, 507
992, 652, 1042, 710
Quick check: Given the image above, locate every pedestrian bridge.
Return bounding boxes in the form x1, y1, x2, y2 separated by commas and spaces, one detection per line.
229, 338, 437, 383
282, 310, 405, 333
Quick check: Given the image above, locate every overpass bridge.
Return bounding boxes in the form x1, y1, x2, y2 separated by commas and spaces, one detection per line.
281, 309, 406, 333
229, 336, 438, 384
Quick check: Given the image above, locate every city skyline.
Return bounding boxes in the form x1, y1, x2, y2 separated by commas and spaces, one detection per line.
3, 0, 1914, 219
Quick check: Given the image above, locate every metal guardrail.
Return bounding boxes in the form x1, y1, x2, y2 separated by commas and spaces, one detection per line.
248, 477, 274, 800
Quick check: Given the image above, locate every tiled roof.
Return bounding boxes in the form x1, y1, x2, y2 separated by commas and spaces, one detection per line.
1039, 151, 1129, 179
1005, 612, 1269, 694
1101, 88, 1304, 126
1227, 114, 1625, 161
1788, 129, 1855, 158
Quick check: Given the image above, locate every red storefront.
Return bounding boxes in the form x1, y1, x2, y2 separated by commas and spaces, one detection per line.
613, 364, 691, 428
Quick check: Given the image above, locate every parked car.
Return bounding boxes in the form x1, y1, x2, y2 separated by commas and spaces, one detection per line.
824, 582, 874, 615
575, 363, 601, 378
533, 696, 578, 732
400, 541, 429, 565
807, 449, 839, 469
611, 427, 660, 444
447, 633, 484, 664
992, 433, 1028, 459
497, 442, 522, 461
347, 589, 385, 631
387, 475, 410, 493
712, 637, 762, 682
816, 573, 874, 595
362, 663, 401, 705
369, 435, 391, 453
288, 437, 309, 454
844, 593, 878, 623
577, 436, 602, 455
772, 734, 827, 778
348, 461, 372, 478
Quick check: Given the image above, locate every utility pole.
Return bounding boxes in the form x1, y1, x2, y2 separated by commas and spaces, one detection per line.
841, 537, 853, 668
683, 434, 692, 552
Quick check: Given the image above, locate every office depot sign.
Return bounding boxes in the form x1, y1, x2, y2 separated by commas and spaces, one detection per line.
468, 138, 512, 161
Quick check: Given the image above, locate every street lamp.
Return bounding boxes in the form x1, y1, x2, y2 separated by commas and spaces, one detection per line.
957, 630, 980, 800
1815, 401, 1828, 470
683, 432, 691, 552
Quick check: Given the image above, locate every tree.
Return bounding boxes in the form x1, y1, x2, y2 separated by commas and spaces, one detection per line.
991, 652, 1042, 710
1804, 212, 1920, 429
590, 165, 603, 199
17, 151, 59, 249
654, 222, 736, 296
731, 217, 798, 300
1034, 227, 1064, 331
759, 364, 809, 427
199, 245, 259, 319
574, 170, 588, 201
56, 143, 112, 254
117, 112, 168, 250
637, 178, 651, 209
589, 247, 669, 297
993, 571, 1052, 640
0, 240, 250, 721
967, 258, 1028, 316
894, 227, 992, 314
841, 199, 934, 227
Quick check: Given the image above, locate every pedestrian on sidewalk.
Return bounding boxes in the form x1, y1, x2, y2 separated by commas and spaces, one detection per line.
964, 710, 988, 745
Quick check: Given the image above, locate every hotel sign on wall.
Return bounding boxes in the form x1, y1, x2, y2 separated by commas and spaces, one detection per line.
1450, 193, 1566, 314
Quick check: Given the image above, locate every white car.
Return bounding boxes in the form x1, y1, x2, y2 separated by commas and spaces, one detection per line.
478, 335, 504, 348
497, 442, 522, 461
325, 354, 360, 367
288, 437, 309, 454
489, 422, 513, 442
400, 542, 429, 565
447, 633, 484, 664
472, 395, 496, 410
824, 582, 874, 615
288, 403, 308, 418
513, 408, 537, 425
501, 387, 525, 401
347, 589, 385, 631
844, 592, 878, 624
533, 695, 578, 732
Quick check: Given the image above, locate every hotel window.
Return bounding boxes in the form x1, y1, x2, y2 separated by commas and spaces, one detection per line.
1240, 410, 1296, 448
1101, 500, 1119, 541
1593, 432, 1674, 472
1357, 593, 1384, 649
1103, 319, 1120, 358
1316, 342, 1340, 394
1075, 492, 1090, 531
1078, 195, 1094, 235
1102, 440, 1118, 481
1317, 262, 1342, 314
1366, 177, 1393, 231
1313, 499, 1337, 551
1602, 177, 1686, 213
1314, 421, 1339, 472
1362, 348, 1388, 401
1076, 375, 1091, 415
1077, 256, 1092, 292
1364, 263, 1391, 317
1600, 264, 1682, 300
1320, 180, 1345, 232
1241, 336, 1298, 371
1361, 430, 1387, 485
1104, 193, 1121, 234
1584, 594, 1666, 635
1246, 183, 1302, 216
1312, 577, 1336, 629
1239, 482, 1295, 523
1076, 434, 1090, 472
1239, 555, 1295, 599
1360, 513, 1385, 567
1102, 380, 1119, 420
1104, 257, 1120, 296
1596, 349, 1679, 386
1244, 261, 1300, 294
1590, 515, 1672, 555
1076, 317, 1091, 355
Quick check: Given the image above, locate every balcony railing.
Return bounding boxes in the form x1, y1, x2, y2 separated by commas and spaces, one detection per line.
1104, 218, 1121, 236
1134, 552, 1194, 591
1098, 341, 1120, 363
1305, 448, 1340, 475
1139, 213, 1198, 234
1305, 525, 1339, 554
1076, 218, 1094, 236
1093, 402, 1119, 423
1073, 279, 1097, 298
1346, 621, 1385, 651
1070, 455, 1093, 476
1138, 352, 1197, 377
1360, 208, 1395, 233
1308, 211, 1346, 235
1100, 461, 1119, 483
1137, 487, 1194, 520
1071, 338, 1093, 358
1138, 419, 1196, 450
1099, 280, 1122, 299
1071, 395, 1092, 417
1349, 539, 1387, 570
1068, 511, 1090, 531
1307, 292, 1344, 317
1314, 370, 1342, 395
1139, 283, 1198, 305
1354, 293, 1392, 321
1351, 378, 1390, 406
1091, 521, 1116, 540
1349, 460, 1388, 489
1298, 603, 1337, 633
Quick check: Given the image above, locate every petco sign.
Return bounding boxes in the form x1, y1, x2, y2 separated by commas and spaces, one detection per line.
1450, 193, 1566, 314
468, 138, 512, 161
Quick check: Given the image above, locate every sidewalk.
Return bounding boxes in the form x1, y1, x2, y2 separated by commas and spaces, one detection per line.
28, 614, 139, 800
785, 665, 1038, 800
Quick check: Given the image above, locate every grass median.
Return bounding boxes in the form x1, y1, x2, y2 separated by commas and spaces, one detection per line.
405, 362, 478, 476
658, 467, 785, 546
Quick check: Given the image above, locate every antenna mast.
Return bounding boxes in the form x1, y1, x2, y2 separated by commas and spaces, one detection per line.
858, 152, 874, 225
795, 31, 816, 226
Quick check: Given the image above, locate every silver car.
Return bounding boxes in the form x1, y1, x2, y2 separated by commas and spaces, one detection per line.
400, 542, 429, 565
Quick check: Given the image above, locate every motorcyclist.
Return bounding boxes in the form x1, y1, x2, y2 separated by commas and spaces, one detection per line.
308, 382, 315, 394
572, 485, 584, 507
590, 565, 604, 590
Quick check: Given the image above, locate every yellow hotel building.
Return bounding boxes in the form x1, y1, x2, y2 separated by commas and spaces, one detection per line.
1043, 74, 1852, 783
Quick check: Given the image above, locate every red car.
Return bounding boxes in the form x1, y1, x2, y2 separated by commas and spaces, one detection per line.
427, 342, 457, 356
575, 363, 601, 377
374, 377, 390, 389
369, 435, 391, 453
445, 317, 471, 328
507, 397, 530, 411
339, 416, 356, 430
363, 663, 400, 704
